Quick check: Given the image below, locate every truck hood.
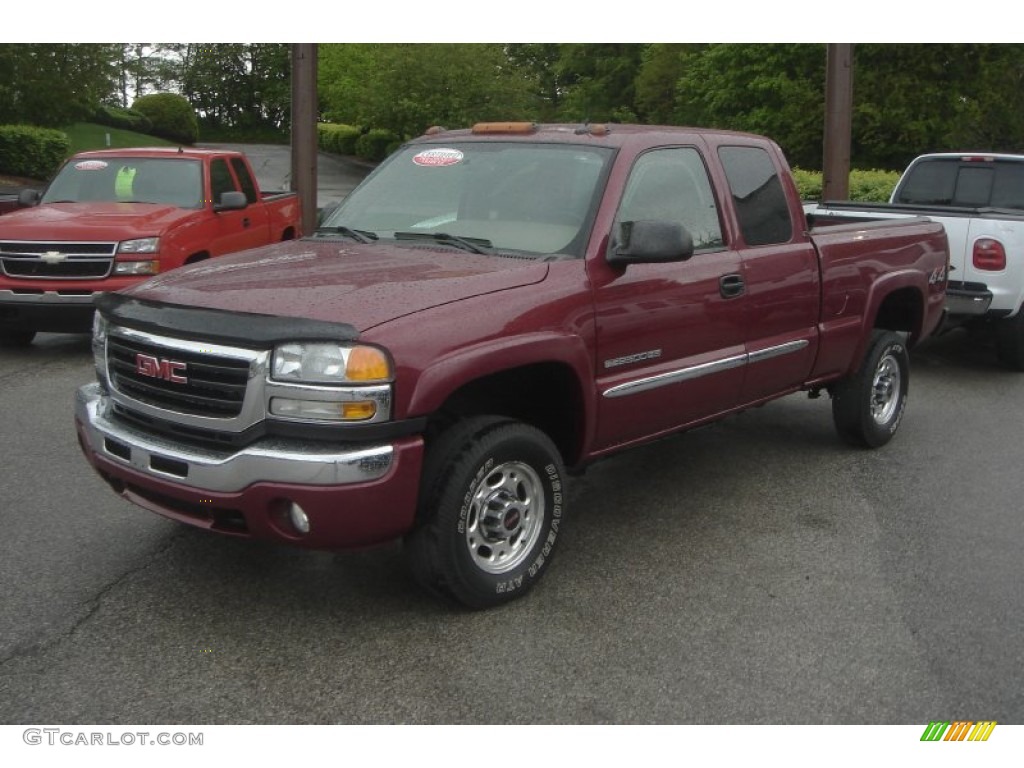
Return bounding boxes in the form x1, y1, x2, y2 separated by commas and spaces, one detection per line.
0, 202, 196, 240
128, 238, 550, 332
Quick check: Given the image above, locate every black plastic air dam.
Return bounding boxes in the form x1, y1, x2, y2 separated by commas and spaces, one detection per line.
94, 292, 361, 348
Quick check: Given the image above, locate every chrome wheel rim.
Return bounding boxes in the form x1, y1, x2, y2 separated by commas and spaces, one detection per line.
465, 461, 545, 574
870, 353, 901, 424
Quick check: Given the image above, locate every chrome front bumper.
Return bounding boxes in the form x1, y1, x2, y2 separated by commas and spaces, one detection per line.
75, 383, 395, 493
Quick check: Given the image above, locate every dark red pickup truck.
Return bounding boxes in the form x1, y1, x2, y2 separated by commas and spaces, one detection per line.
0, 147, 301, 346
75, 123, 948, 607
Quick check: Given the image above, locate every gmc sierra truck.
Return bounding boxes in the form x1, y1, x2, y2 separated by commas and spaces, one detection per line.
0, 147, 302, 346
810, 152, 1024, 368
75, 123, 948, 608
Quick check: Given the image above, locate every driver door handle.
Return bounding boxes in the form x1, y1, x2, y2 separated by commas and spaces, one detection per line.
719, 273, 745, 299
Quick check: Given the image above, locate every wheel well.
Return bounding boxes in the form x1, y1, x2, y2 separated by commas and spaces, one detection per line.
185, 251, 210, 264
874, 287, 923, 345
430, 363, 585, 466
281, 227, 296, 241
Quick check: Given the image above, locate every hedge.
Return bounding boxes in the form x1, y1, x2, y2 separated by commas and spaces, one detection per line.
0, 125, 71, 180
317, 122, 362, 156
355, 128, 400, 162
93, 105, 153, 135
793, 168, 901, 203
131, 93, 199, 145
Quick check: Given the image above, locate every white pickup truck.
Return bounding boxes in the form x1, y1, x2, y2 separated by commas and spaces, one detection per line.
810, 153, 1024, 369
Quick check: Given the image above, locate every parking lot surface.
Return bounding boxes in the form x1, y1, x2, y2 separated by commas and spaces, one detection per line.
0, 329, 1021, 724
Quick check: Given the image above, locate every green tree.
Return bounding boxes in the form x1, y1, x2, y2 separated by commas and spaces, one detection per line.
553, 44, 646, 122
504, 44, 574, 120
635, 44, 703, 124
319, 44, 534, 138
0, 44, 119, 127
152, 43, 291, 132
673, 44, 825, 169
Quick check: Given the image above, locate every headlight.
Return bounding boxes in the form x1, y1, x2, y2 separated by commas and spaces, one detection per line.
113, 260, 160, 275
271, 343, 392, 384
92, 311, 108, 385
118, 237, 160, 254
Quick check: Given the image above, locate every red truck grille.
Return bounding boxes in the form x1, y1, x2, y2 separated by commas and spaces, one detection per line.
107, 335, 251, 418
0, 240, 116, 279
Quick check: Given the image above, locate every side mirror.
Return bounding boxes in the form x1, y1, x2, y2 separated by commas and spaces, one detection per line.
214, 191, 248, 212
608, 220, 694, 267
18, 189, 40, 207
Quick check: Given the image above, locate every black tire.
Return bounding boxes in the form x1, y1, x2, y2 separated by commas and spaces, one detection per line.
831, 330, 909, 448
0, 329, 36, 347
995, 310, 1024, 371
406, 416, 567, 609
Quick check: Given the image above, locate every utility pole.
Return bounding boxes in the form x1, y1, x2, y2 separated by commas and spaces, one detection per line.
822, 44, 854, 201
291, 44, 318, 234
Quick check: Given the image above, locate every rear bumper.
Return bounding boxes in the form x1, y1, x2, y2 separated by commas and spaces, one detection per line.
945, 283, 994, 317
75, 383, 424, 549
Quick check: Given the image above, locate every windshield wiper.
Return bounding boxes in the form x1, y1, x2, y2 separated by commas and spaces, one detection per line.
314, 226, 379, 244
393, 231, 493, 254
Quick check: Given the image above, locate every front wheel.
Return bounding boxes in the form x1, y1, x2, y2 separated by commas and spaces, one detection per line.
405, 417, 567, 609
831, 330, 909, 448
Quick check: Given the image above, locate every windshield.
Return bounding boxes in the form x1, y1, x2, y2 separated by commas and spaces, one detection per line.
318, 142, 613, 257
42, 157, 203, 208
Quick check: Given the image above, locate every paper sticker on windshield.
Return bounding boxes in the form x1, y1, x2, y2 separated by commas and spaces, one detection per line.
413, 148, 464, 167
74, 160, 108, 171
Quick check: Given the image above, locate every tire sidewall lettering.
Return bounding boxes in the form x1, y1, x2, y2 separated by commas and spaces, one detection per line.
457, 457, 493, 534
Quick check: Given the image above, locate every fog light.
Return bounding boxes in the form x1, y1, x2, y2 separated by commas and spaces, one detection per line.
288, 502, 310, 535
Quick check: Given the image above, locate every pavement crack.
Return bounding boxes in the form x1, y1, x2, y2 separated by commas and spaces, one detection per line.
0, 530, 185, 669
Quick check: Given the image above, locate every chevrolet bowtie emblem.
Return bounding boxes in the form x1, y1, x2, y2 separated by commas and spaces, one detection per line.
40, 251, 67, 264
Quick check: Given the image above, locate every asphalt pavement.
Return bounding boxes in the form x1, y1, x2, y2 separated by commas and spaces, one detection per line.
0, 329, 1021, 725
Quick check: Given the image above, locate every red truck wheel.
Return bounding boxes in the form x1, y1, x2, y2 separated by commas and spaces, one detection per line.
831, 330, 909, 448
406, 416, 566, 609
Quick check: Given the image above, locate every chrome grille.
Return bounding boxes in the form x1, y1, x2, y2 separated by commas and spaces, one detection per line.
107, 334, 252, 418
0, 240, 117, 280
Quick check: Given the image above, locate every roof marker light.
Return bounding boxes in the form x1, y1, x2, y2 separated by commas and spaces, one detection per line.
471, 122, 537, 135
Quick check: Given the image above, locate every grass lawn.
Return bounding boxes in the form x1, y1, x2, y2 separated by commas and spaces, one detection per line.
64, 122, 178, 155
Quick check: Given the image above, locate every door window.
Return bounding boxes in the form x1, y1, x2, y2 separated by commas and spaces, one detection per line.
615, 148, 724, 251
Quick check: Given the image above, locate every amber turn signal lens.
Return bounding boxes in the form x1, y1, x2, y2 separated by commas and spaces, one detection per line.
345, 346, 391, 382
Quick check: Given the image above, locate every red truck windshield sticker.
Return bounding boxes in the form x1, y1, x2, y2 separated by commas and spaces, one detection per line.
413, 148, 464, 167
74, 160, 109, 171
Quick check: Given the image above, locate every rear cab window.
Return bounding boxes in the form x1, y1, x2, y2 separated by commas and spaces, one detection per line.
895, 157, 1024, 210
718, 146, 793, 246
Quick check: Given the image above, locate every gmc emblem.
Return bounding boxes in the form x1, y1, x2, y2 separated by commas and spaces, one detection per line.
135, 353, 188, 384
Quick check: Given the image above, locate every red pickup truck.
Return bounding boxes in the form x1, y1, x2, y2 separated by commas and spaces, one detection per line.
0, 147, 301, 346
75, 123, 948, 608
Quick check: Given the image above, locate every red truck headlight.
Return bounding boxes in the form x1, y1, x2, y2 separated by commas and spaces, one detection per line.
117, 237, 160, 254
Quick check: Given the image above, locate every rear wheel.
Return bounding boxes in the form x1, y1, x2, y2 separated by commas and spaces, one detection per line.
406, 416, 566, 609
831, 330, 909, 448
0, 329, 36, 347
